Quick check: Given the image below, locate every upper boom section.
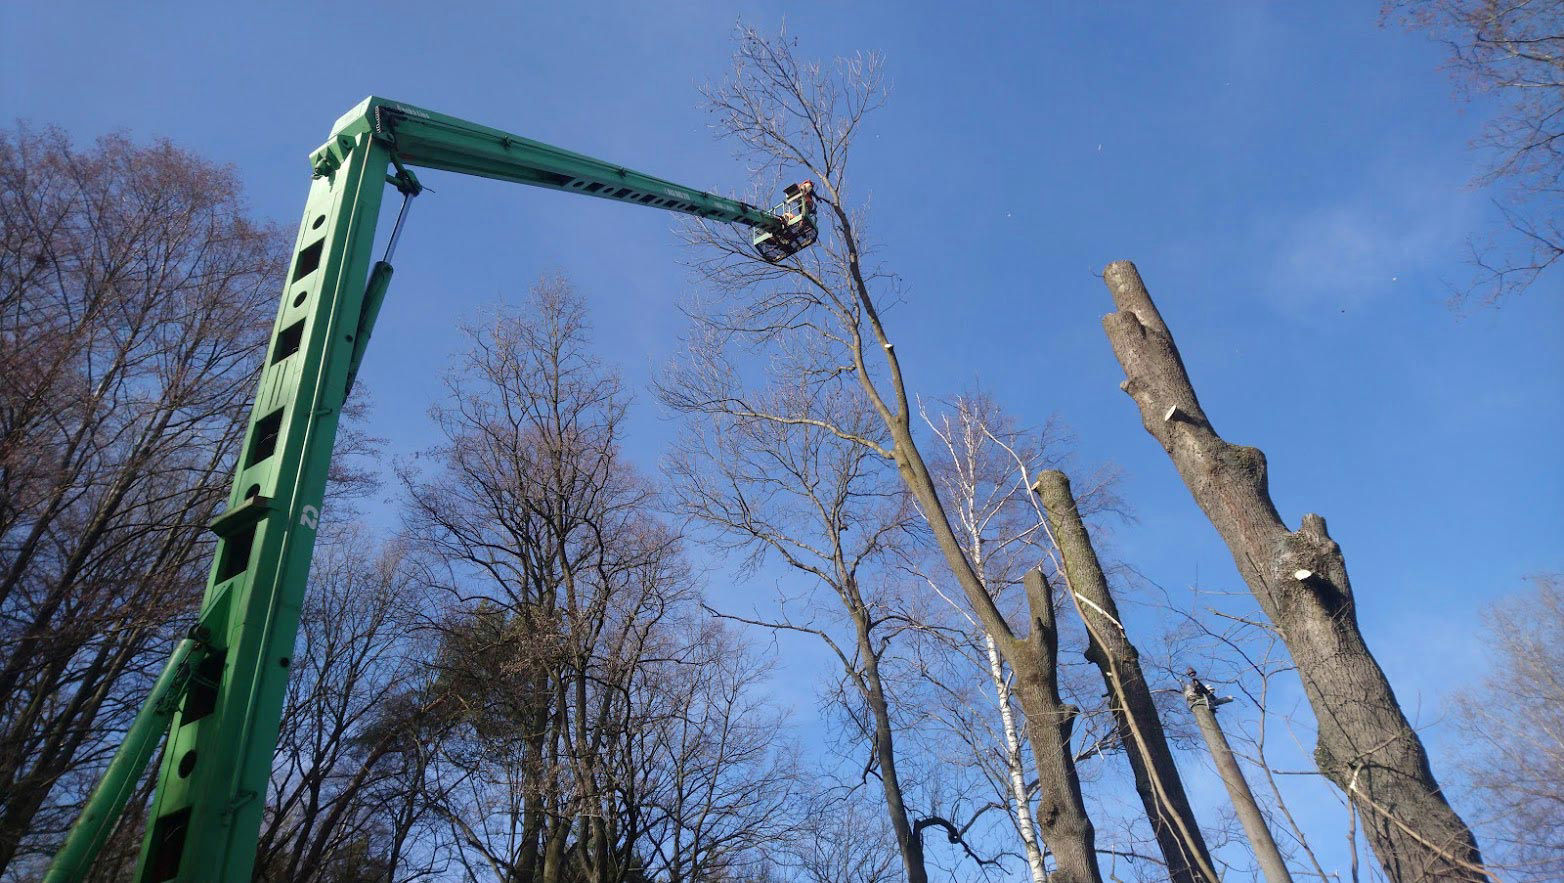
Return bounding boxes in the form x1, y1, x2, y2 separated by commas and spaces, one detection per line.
325, 96, 788, 233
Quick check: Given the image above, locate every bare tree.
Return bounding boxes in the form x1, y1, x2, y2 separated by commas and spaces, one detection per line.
636, 618, 799, 882
0, 126, 284, 874
399, 279, 686, 881
1386, 0, 1563, 303
663, 364, 1002, 881
785, 792, 902, 883
680, 26, 1106, 881
1448, 573, 1564, 879
254, 529, 428, 883
396, 277, 796, 883
1100, 260, 1489, 880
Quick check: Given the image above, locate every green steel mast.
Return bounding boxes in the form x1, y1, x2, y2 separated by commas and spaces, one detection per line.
47, 96, 816, 882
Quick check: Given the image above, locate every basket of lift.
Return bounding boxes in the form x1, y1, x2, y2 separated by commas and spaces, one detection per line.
753, 181, 817, 263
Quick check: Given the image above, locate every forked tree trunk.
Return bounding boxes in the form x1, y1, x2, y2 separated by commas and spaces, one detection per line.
1013, 569, 1102, 883
1034, 470, 1218, 883
1099, 260, 1486, 881
877, 388, 1102, 880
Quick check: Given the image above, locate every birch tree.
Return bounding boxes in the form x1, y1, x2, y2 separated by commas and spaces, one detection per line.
913, 395, 1077, 883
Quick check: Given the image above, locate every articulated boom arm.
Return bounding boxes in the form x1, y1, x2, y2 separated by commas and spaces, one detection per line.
355, 98, 788, 228
48, 96, 813, 883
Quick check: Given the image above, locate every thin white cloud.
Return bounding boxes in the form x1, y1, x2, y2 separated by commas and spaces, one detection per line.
1268, 166, 1480, 310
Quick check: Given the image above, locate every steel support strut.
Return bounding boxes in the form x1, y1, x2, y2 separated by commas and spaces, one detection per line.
46, 633, 210, 880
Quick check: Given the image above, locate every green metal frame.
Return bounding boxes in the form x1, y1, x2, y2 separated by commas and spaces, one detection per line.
47, 96, 813, 882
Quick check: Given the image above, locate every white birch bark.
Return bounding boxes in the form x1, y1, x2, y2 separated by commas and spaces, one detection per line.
985, 632, 1049, 883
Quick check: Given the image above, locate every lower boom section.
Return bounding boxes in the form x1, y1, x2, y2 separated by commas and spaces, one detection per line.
129, 132, 391, 882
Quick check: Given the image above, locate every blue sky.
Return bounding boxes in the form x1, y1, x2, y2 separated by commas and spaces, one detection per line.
5, 1, 1560, 878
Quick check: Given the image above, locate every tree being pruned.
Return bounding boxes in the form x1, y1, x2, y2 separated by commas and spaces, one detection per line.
676, 26, 1112, 882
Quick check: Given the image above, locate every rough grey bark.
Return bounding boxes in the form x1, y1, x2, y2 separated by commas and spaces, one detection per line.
1015, 569, 1101, 883
1184, 673, 1293, 883
1100, 260, 1487, 881
1034, 470, 1217, 883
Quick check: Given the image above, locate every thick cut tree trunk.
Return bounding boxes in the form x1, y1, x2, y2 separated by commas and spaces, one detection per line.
1099, 260, 1486, 881
1035, 470, 1218, 883
1012, 569, 1102, 883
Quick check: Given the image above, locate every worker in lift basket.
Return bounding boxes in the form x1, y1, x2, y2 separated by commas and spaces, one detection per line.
781, 180, 814, 226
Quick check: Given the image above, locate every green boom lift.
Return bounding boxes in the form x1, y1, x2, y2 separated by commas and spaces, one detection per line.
46, 96, 817, 882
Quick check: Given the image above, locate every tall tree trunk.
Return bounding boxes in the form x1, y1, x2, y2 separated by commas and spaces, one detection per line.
1035, 469, 1218, 883
1011, 569, 1102, 883
860, 637, 928, 883
849, 316, 1101, 880
1099, 260, 1487, 881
